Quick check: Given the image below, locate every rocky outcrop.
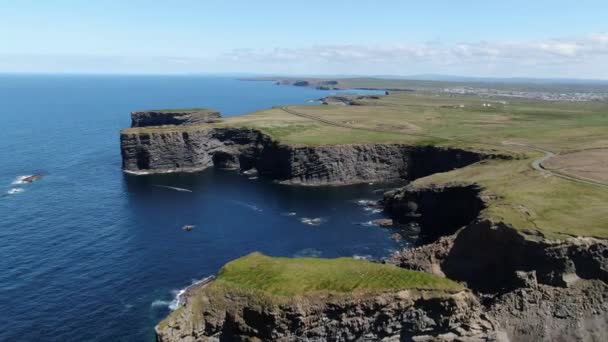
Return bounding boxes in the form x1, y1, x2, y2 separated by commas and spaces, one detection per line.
383, 184, 485, 243
320, 95, 382, 105
130, 109, 221, 128
121, 126, 489, 184
384, 184, 608, 341
388, 223, 608, 341
120, 128, 271, 174
156, 285, 500, 342
388, 219, 608, 291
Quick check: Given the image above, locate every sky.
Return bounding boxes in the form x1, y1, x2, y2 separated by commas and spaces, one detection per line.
1, 0, 607, 78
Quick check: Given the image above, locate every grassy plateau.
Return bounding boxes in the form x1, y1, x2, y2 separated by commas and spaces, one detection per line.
214, 252, 463, 296
124, 79, 608, 240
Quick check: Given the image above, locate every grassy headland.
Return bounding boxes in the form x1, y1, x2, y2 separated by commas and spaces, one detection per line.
123, 80, 608, 240
214, 252, 463, 296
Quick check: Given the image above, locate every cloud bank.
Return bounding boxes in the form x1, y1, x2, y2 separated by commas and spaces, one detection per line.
224, 33, 608, 78
2, 33, 607, 79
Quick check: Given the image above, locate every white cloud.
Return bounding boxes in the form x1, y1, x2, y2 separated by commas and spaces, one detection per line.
222, 32, 608, 78
1, 33, 607, 78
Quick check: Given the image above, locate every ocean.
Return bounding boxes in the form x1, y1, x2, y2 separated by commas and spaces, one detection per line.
0, 75, 407, 341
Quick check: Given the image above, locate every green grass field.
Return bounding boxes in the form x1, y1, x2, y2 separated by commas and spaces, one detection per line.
157, 252, 462, 330
214, 252, 463, 296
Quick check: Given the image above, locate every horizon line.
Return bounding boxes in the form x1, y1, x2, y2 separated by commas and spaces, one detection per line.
1, 71, 607, 83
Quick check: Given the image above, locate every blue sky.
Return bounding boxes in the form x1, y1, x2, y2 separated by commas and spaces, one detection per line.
1, 0, 607, 78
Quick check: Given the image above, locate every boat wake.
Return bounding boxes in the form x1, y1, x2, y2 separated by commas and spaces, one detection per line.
231, 200, 263, 212
153, 185, 193, 193
7, 188, 24, 195
12, 175, 32, 185
299, 217, 325, 226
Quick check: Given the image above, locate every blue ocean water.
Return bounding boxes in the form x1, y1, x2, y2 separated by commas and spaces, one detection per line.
0, 75, 405, 341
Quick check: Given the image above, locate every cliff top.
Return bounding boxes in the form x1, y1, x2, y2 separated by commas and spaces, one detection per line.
157, 253, 469, 337
213, 252, 462, 296
122, 90, 608, 240
134, 108, 218, 114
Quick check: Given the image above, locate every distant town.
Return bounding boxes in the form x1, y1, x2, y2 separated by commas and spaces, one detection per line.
443, 86, 608, 102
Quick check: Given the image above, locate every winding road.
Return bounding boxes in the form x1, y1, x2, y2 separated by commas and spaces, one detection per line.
279, 106, 608, 189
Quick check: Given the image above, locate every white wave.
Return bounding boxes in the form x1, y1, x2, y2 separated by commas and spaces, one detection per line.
357, 221, 375, 227
152, 276, 215, 311
353, 254, 373, 260
150, 299, 171, 308
299, 217, 325, 226
7, 188, 24, 194
153, 185, 193, 192
231, 200, 263, 212
293, 248, 323, 258
355, 199, 380, 207
363, 207, 383, 214
248, 176, 258, 180
281, 212, 297, 217
11, 176, 32, 185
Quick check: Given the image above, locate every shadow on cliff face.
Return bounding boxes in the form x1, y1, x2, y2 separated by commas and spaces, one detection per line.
407, 146, 487, 180
383, 185, 485, 245
443, 221, 608, 292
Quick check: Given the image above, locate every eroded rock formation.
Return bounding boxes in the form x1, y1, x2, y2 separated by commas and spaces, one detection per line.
121, 127, 488, 185
130, 109, 221, 128
384, 184, 608, 341
155, 287, 499, 342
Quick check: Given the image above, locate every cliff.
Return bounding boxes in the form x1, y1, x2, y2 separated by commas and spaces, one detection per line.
130, 109, 221, 128
155, 253, 498, 342
384, 183, 608, 341
121, 126, 490, 184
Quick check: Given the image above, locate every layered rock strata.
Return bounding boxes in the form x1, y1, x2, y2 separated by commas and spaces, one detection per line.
121, 127, 488, 185
384, 184, 608, 341
130, 109, 221, 128
156, 286, 499, 342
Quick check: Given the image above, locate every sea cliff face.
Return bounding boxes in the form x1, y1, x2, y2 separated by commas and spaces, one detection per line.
384, 184, 608, 341
120, 127, 488, 184
155, 287, 498, 342
130, 109, 221, 128
120, 128, 269, 174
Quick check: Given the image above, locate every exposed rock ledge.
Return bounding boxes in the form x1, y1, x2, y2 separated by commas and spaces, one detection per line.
156, 285, 499, 341
384, 184, 608, 341
130, 109, 221, 128
120, 126, 492, 185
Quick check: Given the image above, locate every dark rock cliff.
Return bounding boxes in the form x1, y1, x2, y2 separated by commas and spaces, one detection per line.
384, 184, 608, 341
383, 184, 485, 243
155, 288, 499, 342
120, 128, 270, 174
120, 127, 488, 185
130, 110, 221, 128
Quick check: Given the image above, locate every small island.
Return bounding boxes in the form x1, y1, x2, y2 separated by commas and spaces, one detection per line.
119, 78, 608, 341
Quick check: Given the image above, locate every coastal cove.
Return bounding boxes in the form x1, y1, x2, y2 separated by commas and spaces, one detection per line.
123, 77, 608, 341
0, 75, 395, 341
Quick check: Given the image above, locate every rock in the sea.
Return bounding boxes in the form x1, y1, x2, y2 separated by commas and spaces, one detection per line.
182, 225, 195, 232
372, 218, 394, 227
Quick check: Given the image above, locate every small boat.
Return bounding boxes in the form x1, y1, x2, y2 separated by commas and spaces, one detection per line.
22, 174, 44, 183
182, 225, 195, 232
